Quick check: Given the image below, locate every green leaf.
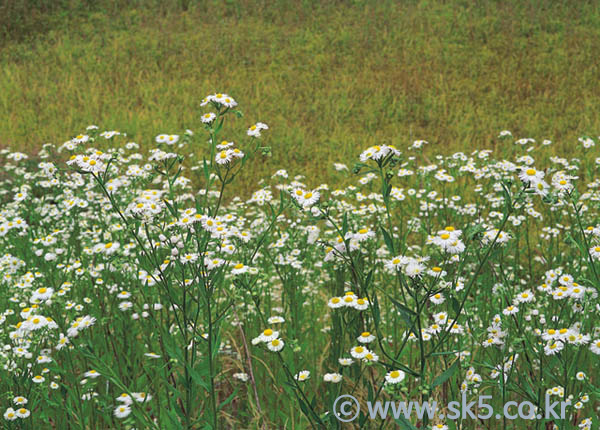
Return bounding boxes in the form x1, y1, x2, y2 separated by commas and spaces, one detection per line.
387, 295, 416, 316
394, 416, 418, 430
432, 360, 459, 388
465, 223, 485, 240
382, 179, 390, 200
500, 181, 512, 211
187, 363, 211, 392
166, 409, 185, 429
163, 198, 177, 217
381, 226, 395, 254
372, 292, 381, 326
387, 295, 418, 337
450, 296, 460, 315
429, 350, 460, 356
218, 389, 239, 411
364, 268, 375, 288
202, 158, 210, 181
297, 397, 313, 421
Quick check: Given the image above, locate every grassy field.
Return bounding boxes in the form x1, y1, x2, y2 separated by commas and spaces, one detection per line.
1, 3, 600, 428
2, 0, 600, 190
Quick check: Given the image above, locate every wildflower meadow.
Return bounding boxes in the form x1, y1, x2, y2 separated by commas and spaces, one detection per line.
0, 92, 598, 429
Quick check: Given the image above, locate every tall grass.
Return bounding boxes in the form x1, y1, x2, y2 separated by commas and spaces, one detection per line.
1, 0, 600, 192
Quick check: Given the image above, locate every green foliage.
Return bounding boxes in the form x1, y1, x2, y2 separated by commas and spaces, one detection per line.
2, 0, 600, 194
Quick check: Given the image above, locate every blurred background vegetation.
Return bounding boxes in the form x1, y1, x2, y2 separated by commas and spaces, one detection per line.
1, 0, 600, 191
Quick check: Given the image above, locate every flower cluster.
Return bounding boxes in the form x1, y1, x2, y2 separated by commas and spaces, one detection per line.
0, 110, 598, 429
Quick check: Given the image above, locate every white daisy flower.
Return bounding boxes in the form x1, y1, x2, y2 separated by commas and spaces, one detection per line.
114, 404, 131, 419
201, 112, 217, 123
385, 370, 406, 384
294, 370, 310, 382
267, 338, 284, 352
357, 331, 376, 343
324, 373, 343, 383
350, 346, 369, 359
258, 329, 279, 343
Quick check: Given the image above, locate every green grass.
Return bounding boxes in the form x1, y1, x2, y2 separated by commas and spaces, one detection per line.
2, 0, 600, 191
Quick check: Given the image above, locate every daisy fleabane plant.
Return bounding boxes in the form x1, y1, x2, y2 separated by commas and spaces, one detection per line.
0, 114, 598, 430
62, 93, 274, 429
